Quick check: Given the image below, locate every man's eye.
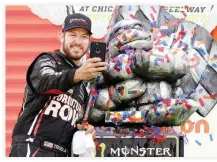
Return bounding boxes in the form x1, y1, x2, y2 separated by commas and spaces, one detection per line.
82, 36, 89, 39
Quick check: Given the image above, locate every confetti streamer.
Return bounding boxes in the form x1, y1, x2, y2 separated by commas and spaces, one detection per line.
165, 54, 170, 63
117, 40, 122, 49
130, 14, 136, 19
122, 111, 129, 120
114, 66, 121, 72
128, 5, 132, 11
105, 100, 110, 108
196, 47, 206, 56
154, 59, 158, 66
184, 133, 189, 143
161, 40, 168, 46
189, 56, 200, 62
185, 103, 192, 109
150, 13, 155, 22
96, 75, 101, 83
199, 98, 205, 107
210, 134, 213, 141
163, 99, 171, 105
126, 67, 131, 74
194, 61, 200, 68
154, 128, 160, 136
179, 94, 188, 99
172, 50, 178, 55
155, 111, 160, 117
195, 140, 202, 146
153, 93, 160, 102
156, 58, 164, 62
203, 95, 213, 99
210, 57, 217, 61
151, 6, 157, 13
128, 90, 139, 94
169, 108, 175, 112
158, 68, 162, 72
154, 39, 161, 46
189, 88, 196, 93
212, 63, 217, 68
166, 114, 172, 119
157, 47, 164, 52
201, 74, 208, 79
173, 37, 180, 44
93, 94, 98, 101
181, 11, 187, 17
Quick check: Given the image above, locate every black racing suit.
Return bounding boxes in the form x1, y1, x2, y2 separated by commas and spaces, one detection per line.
9, 51, 88, 157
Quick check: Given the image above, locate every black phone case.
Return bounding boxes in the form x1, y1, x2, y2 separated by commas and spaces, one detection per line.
90, 42, 106, 62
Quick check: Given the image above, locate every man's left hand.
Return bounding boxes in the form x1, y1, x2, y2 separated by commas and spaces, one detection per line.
77, 124, 96, 140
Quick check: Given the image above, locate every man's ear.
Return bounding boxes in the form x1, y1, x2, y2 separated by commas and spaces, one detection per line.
60, 32, 64, 43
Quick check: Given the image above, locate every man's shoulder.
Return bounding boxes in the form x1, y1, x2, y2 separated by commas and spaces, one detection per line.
30, 52, 59, 70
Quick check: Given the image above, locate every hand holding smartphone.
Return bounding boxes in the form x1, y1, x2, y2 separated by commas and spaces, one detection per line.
82, 42, 107, 122
90, 42, 106, 62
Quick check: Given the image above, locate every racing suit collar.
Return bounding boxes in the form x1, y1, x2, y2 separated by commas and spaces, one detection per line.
55, 50, 79, 68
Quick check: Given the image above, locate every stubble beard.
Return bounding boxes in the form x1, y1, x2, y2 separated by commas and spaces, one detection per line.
62, 39, 88, 61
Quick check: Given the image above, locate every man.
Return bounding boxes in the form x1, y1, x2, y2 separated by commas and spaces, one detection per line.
9, 13, 108, 157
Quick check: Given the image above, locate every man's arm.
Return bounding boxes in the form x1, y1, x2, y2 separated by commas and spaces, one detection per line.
28, 54, 108, 94
29, 54, 76, 94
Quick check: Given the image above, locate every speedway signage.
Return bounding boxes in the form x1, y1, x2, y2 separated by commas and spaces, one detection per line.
94, 136, 184, 157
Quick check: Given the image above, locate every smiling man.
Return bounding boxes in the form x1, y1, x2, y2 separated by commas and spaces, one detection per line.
9, 13, 108, 157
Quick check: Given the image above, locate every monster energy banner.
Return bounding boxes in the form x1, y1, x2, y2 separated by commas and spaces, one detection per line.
94, 136, 184, 157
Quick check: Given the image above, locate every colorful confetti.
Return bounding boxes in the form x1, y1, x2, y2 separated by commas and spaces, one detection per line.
210, 57, 217, 61
96, 75, 101, 83
128, 90, 140, 94
154, 39, 161, 46
199, 98, 205, 107
181, 11, 187, 17
150, 13, 155, 22
203, 95, 213, 99
212, 63, 217, 68
209, 134, 213, 141
195, 140, 202, 146
165, 54, 170, 63
194, 61, 200, 68
154, 59, 159, 66
130, 14, 136, 19
169, 108, 175, 112
196, 47, 206, 56
189, 88, 196, 93
201, 74, 208, 79
178, 94, 188, 99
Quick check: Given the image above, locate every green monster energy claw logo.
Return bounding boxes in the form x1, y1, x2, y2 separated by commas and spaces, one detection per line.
94, 143, 106, 157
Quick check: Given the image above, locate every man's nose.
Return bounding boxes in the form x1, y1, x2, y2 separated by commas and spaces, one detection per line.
73, 36, 82, 44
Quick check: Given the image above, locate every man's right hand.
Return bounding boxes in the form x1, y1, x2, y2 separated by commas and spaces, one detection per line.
73, 57, 108, 83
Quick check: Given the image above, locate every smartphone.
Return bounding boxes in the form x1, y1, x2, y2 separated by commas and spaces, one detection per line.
90, 42, 106, 62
